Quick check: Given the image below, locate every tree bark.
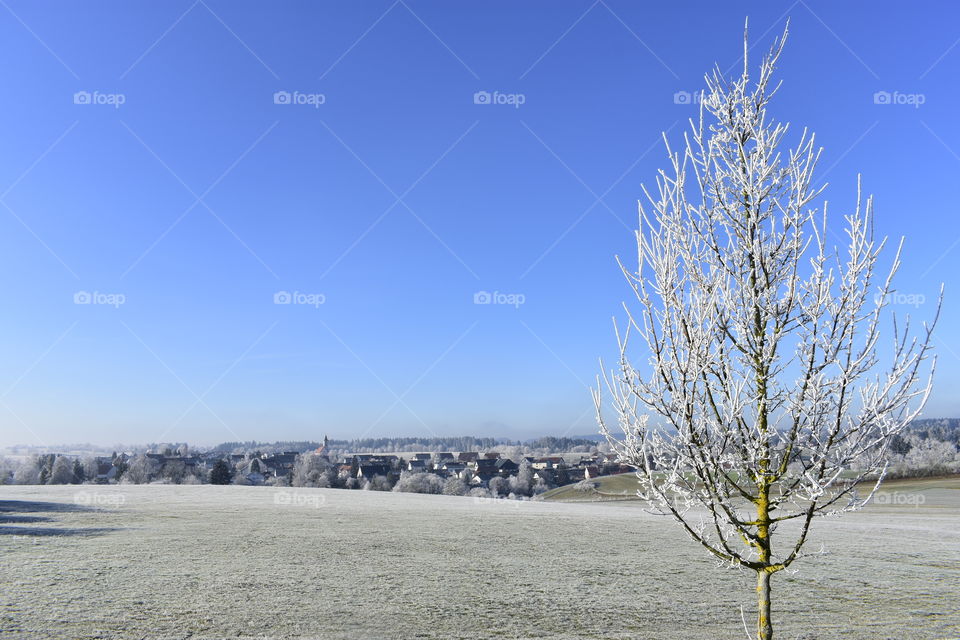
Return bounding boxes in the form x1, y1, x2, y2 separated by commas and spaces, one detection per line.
757, 569, 773, 640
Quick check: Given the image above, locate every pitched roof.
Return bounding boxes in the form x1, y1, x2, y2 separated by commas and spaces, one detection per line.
357, 464, 391, 477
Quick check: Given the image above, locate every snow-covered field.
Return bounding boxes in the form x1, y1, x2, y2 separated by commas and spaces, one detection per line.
1, 482, 958, 639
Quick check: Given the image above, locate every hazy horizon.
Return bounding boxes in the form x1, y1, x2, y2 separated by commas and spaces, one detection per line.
2, 431, 611, 452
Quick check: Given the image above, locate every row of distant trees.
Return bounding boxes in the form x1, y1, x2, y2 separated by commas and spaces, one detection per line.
3, 423, 957, 490
0, 452, 547, 499
0, 453, 208, 486
2, 454, 91, 485
885, 432, 960, 478
0, 453, 240, 486
391, 464, 543, 498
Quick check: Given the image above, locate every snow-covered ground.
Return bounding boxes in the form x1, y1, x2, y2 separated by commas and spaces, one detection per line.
1, 483, 958, 639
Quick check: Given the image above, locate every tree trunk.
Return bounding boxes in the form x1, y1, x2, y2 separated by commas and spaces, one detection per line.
757, 569, 773, 640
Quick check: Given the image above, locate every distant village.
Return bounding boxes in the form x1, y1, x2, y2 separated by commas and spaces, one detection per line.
1, 435, 636, 498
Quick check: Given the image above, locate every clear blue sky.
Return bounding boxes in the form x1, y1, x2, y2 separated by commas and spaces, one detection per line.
1, 1, 957, 447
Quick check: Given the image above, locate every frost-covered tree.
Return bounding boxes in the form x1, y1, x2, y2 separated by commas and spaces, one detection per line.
15, 458, 40, 485
162, 460, 187, 484
82, 456, 99, 483
122, 455, 160, 484
488, 476, 508, 497
112, 457, 129, 482
891, 435, 959, 477
594, 22, 939, 640
509, 460, 534, 497
72, 459, 85, 484
266, 473, 290, 487
531, 473, 549, 496
0, 457, 14, 484
291, 453, 334, 488
393, 471, 444, 494
442, 475, 468, 496
363, 474, 392, 491
49, 456, 75, 484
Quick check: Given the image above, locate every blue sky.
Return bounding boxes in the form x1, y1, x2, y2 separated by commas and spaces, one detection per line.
0, 1, 957, 447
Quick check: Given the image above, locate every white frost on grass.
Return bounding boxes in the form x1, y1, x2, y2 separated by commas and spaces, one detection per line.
0, 483, 957, 639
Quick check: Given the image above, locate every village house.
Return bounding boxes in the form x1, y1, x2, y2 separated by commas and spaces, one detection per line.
472, 458, 499, 475
565, 468, 586, 482
494, 458, 519, 474
532, 456, 565, 470
94, 459, 117, 483
440, 461, 466, 475
259, 452, 298, 477
469, 473, 497, 488
357, 464, 392, 479
534, 468, 556, 485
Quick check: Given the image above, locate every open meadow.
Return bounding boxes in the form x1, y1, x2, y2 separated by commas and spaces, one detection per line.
2, 480, 958, 640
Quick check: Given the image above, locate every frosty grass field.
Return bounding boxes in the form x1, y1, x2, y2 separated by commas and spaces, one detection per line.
1, 479, 958, 640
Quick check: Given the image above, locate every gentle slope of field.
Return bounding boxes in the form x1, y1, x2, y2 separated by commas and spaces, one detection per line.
1, 483, 958, 639
541, 472, 960, 502
540, 472, 642, 501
